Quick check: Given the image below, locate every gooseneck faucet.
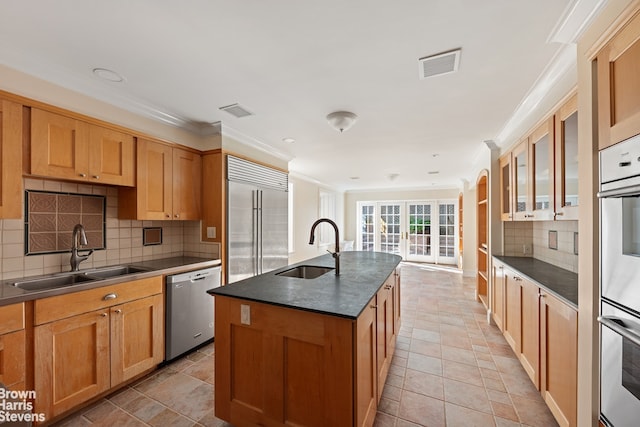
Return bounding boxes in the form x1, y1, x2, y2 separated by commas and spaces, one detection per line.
308, 218, 340, 276
70, 224, 94, 271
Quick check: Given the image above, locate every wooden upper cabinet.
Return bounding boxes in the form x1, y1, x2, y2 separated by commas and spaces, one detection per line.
512, 139, 532, 220
173, 147, 202, 220
499, 153, 513, 221
597, 10, 640, 149
0, 99, 23, 218
31, 108, 135, 186
119, 138, 201, 220
555, 95, 579, 220
530, 117, 555, 221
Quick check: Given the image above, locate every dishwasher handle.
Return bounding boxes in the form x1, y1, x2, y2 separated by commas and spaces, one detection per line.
166, 266, 221, 285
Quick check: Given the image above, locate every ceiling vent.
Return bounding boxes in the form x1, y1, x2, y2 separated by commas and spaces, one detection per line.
219, 103, 253, 118
418, 48, 461, 79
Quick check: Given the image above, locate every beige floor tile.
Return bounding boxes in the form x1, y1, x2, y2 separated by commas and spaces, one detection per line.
403, 368, 444, 400
445, 402, 496, 427
398, 390, 445, 426
443, 378, 492, 413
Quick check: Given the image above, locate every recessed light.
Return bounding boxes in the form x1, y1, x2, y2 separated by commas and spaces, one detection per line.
92, 68, 125, 83
432, 154, 439, 158
282, 137, 295, 144
350, 176, 360, 180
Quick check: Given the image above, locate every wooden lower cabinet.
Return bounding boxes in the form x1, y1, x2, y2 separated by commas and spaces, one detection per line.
215, 270, 401, 427
519, 276, 540, 388
491, 261, 506, 331
0, 302, 26, 391
33, 278, 164, 420
34, 309, 111, 418
540, 290, 577, 427
503, 271, 521, 353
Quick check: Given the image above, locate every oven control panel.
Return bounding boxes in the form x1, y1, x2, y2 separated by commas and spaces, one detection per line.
601, 133, 640, 184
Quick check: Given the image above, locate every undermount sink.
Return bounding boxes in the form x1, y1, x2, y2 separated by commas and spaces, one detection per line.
11, 264, 152, 291
275, 265, 335, 279
12, 273, 96, 291
83, 265, 151, 279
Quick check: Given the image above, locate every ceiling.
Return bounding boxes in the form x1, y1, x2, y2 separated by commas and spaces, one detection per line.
0, 1, 601, 191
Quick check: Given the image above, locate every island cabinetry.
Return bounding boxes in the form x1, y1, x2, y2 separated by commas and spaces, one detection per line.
0, 98, 23, 219
119, 138, 202, 220
0, 303, 26, 391
33, 277, 164, 420
376, 272, 399, 401
30, 108, 135, 186
215, 297, 353, 427
597, 10, 640, 149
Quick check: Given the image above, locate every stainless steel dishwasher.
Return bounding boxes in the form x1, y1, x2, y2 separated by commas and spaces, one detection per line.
165, 266, 221, 361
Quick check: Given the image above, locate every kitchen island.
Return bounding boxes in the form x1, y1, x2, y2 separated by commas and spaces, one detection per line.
208, 251, 402, 427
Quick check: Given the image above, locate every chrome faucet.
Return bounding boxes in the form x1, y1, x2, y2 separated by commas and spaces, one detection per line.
308, 218, 340, 276
70, 224, 94, 271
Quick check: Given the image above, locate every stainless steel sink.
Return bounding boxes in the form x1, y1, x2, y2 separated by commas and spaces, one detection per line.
12, 273, 96, 291
83, 265, 151, 279
275, 265, 335, 279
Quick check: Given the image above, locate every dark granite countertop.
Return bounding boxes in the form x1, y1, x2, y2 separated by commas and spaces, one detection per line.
208, 251, 402, 319
493, 256, 578, 308
0, 256, 221, 306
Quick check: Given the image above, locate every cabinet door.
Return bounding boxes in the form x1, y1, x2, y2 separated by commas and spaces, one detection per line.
555, 95, 579, 220
34, 309, 110, 419
0, 330, 25, 390
111, 294, 164, 385
31, 108, 90, 181
519, 277, 540, 388
173, 147, 202, 220
356, 300, 377, 427
136, 138, 173, 220
512, 139, 532, 220
503, 271, 521, 353
530, 118, 555, 221
499, 153, 513, 221
393, 268, 401, 337
0, 99, 23, 218
540, 291, 577, 427
88, 125, 135, 186
597, 11, 640, 149
376, 282, 393, 401
492, 262, 506, 332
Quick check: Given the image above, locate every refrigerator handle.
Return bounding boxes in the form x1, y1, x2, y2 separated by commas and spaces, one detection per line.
258, 190, 263, 274
253, 190, 259, 276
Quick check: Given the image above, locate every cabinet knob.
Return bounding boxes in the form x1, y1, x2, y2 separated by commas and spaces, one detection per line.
166, 214, 171, 218
100, 313, 107, 317
92, 175, 100, 179
114, 309, 122, 314
79, 173, 87, 178
174, 214, 180, 218
103, 293, 117, 301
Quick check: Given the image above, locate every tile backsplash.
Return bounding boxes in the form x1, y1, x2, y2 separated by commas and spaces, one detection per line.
503, 220, 578, 273
0, 178, 220, 281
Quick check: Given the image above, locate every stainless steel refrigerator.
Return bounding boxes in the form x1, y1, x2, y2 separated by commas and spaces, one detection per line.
226, 156, 288, 284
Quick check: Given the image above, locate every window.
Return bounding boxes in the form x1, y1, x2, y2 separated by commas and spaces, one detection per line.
318, 189, 336, 246
288, 182, 294, 253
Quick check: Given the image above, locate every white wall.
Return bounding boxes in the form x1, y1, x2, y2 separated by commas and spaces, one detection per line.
288, 174, 345, 264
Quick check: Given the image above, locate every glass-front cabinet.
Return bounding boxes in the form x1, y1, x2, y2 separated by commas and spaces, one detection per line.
499, 154, 512, 221
555, 94, 579, 220
512, 139, 531, 220
531, 118, 555, 220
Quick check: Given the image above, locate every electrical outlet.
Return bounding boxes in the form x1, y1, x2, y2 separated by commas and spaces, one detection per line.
241, 304, 251, 325
523, 244, 531, 255
207, 226, 216, 239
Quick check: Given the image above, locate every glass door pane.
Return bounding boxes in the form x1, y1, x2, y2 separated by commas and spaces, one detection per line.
379, 204, 402, 255
562, 112, 579, 208
515, 146, 528, 214
438, 203, 456, 262
407, 203, 433, 262
360, 204, 375, 251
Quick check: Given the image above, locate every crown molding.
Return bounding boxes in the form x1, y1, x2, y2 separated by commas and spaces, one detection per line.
548, 0, 609, 44
221, 124, 294, 162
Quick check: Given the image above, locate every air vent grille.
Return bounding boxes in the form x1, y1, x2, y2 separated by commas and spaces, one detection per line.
419, 49, 461, 79
227, 156, 288, 191
219, 103, 253, 118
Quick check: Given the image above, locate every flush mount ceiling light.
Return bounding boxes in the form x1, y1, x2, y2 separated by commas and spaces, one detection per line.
92, 67, 125, 83
282, 137, 296, 144
326, 111, 357, 133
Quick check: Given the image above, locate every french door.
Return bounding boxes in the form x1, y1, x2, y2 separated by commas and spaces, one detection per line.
357, 200, 457, 264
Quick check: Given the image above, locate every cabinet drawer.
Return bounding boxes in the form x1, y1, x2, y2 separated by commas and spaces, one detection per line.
0, 303, 25, 334
34, 276, 163, 325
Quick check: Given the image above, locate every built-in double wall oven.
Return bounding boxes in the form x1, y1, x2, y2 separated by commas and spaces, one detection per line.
599, 134, 640, 426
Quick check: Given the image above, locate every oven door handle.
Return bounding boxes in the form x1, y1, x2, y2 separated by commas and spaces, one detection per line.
597, 184, 640, 198
599, 315, 640, 346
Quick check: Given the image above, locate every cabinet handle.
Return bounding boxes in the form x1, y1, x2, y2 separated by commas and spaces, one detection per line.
100, 313, 107, 317
114, 309, 122, 314
524, 214, 534, 218
385, 285, 392, 290
513, 276, 522, 282
166, 214, 171, 218
103, 293, 117, 301
79, 173, 87, 178
555, 212, 564, 217
498, 265, 503, 269
92, 175, 100, 179
539, 294, 546, 299
371, 305, 378, 309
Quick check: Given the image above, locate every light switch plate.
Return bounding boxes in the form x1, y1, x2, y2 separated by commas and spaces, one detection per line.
241, 304, 251, 325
